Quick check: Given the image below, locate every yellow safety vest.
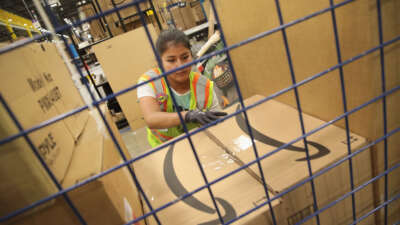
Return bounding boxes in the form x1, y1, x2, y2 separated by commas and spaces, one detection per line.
138, 68, 214, 147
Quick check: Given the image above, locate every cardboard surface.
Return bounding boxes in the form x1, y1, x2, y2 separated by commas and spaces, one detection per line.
134, 131, 279, 225
62, 105, 144, 225
62, 111, 104, 188
208, 95, 368, 189
0, 42, 87, 217
1, 43, 88, 140
170, 5, 197, 31
6, 181, 125, 225
207, 95, 374, 225
102, 108, 144, 223
215, 1, 400, 223
7, 106, 145, 225
37, 43, 88, 140
93, 27, 158, 131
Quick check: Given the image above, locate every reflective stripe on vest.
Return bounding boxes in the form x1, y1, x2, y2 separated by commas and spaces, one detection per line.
139, 69, 168, 111
192, 72, 212, 110
150, 128, 173, 142
138, 74, 156, 93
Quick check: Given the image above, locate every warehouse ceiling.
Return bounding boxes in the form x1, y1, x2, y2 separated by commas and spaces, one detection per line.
0, 0, 87, 18
1, 0, 34, 19
0, 0, 88, 42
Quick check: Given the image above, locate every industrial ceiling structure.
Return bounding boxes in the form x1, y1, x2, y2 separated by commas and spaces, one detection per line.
0, 0, 90, 42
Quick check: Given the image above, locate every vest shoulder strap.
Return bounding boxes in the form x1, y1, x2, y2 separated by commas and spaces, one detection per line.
138, 68, 165, 94
191, 72, 213, 110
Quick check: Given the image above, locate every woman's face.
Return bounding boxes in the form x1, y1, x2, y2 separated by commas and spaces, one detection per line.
161, 42, 193, 84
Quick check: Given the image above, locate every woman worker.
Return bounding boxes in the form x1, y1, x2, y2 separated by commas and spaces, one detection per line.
137, 29, 227, 147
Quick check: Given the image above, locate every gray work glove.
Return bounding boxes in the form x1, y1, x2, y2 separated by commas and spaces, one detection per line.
185, 110, 227, 125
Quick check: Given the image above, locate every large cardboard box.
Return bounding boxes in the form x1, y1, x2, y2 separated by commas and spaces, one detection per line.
134, 131, 280, 225
0, 43, 88, 217
213, 1, 400, 223
93, 27, 158, 131
134, 133, 279, 224
207, 95, 375, 225
7, 106, 145, 225
118, 94, 376, 224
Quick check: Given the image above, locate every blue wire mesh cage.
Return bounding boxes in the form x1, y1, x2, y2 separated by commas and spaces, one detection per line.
0, 0, 399, 224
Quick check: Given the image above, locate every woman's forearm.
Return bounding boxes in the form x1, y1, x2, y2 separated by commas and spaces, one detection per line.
144, 111, 188, 129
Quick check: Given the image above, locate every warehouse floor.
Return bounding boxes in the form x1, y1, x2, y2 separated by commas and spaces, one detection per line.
120, 126, 151, 158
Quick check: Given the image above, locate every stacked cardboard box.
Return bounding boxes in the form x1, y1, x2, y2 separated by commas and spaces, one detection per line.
93, 27, 158, 131
0, 42, 88, 217
134, 131, 280, 225
92, 0, 152, 36
190, 1, 206, 24
133, 95, 375, 225
170, 4, 197, 31
7, 106, 145, 225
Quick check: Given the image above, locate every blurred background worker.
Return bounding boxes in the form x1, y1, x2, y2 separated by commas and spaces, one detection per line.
137, 29, 227, 147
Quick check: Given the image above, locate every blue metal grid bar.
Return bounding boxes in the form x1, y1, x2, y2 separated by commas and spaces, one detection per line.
0, 0, 390, 148
0, 29, 398, 218
296, 159, 400, 225
350, 192, 400, 225
273, 0, 321, 224
133, 2, 225, 224
328, 0, 357, 222
1, 80, 399, 223
1, 0, 399, 224
376, 0, 389, 224
0, 94, 87, 225
0, 30, 399, 223
209, 0, 278, 223
39, 0, 162, 223
0, 0, 147, 55
121, 85, 400, 225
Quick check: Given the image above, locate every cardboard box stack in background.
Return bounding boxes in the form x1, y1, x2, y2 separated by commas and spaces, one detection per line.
93, 26, 158, 131
7, 106, 145, 225
79, 4, 109, 41
0, 42, 88, 217
89, 0, 154, 37
169, 4, 197, 31
189, 0, 207, 24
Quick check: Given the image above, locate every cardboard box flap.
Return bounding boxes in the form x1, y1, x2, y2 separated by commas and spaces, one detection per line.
207, 95, 368, 192
62, 110, 105, 188
134, 131, 279, 225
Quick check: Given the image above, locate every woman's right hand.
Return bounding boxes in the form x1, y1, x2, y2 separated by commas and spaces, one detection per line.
185, 110, 227, 125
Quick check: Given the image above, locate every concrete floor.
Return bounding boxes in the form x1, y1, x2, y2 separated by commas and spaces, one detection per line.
120, 126, 152, 158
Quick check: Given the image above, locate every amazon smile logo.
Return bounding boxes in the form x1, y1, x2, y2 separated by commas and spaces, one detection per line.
161, 105, 331, 224
163, 144, 237, 225
235, 105, 330, 161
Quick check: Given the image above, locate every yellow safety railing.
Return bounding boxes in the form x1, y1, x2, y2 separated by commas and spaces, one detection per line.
0, 9, 41, 39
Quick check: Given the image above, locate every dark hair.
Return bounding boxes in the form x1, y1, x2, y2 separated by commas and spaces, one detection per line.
156, 29, 191, 56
